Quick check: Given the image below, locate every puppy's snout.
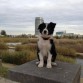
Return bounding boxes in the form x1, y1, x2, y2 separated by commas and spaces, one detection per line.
44, 30, 47, 34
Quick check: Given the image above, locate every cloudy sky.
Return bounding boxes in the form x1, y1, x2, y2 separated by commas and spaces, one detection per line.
0, 0, 83, 35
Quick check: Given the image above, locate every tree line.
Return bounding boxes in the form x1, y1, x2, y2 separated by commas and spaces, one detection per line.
0, 30, 6, 36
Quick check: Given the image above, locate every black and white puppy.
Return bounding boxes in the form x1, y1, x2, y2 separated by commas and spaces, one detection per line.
37, 22, 57, 68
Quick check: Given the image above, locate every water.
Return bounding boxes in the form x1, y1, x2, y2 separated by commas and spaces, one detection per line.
6, 42, 21, 46
76, 58, 83, 77
8, 48, 15, 52
6, 42, 22, 52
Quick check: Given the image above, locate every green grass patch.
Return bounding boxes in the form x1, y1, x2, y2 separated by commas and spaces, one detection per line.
0, 43, 8, 50
15, 44, 37, 51
56, 46, 76, 58
0, 38, 81, 64
0, 66, 8, 77
56, 55, 75, 63
0, 50, 36, 65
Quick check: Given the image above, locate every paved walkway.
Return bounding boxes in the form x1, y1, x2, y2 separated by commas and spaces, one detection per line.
0, 77, 82, 83
80, 78, 83, 83
0, 77, 19, 83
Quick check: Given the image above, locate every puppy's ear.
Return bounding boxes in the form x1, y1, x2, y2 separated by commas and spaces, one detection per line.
49, 22, 56, 29
38, 22, 46, 30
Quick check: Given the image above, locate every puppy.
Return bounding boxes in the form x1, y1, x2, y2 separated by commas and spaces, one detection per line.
37, 22, 57, 68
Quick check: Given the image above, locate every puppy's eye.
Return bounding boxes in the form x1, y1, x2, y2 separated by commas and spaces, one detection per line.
38, 23, 46, 30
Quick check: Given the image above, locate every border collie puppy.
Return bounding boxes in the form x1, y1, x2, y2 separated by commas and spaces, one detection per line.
37, 22, 57, 68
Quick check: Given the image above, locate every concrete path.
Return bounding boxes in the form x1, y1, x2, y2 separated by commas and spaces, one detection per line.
0, 77, 19, 83
76, 58, 83, 77
0, 77, 82, 83
80, 78, 83, 83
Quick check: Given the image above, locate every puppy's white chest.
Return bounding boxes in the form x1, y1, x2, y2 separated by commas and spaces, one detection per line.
38, 39, 51, 56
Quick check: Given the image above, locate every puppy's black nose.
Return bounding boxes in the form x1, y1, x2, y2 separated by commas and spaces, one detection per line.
44, 30, 47, 34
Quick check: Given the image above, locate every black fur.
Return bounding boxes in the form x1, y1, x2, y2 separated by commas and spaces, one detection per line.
47, 22, 56, 35
37, 22, 57, 64
50, 39, 57, 62
37, 44, 40, 61
38, 22, 56, 35
38, 23, 46, 34
37, 39, 57, 63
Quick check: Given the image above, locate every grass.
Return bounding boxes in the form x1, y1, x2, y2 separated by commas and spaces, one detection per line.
0, 43, 8, 50
56, 55, 75, 63
2, 62, 17, 68
15, 44, 37, 51
76, 53, 83, 59
0, 66, 8, 77
0, 37, 82, 78
0, 45, 37, 64
0, 50, 75, 64
0, 37, 38, 43
56, 46, 76, 58
0, 51, 33, 65
0, 37, 83, 65
0, 62, 17, 78
55, 39, 83, 53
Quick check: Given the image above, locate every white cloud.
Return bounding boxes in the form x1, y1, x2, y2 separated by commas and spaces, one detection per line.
0, 0, 83, 35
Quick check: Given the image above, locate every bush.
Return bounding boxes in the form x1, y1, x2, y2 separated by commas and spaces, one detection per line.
56, 46, 76, 58
0, 50, 75, 65
15, 45, 23, 51
0, 50, 36, 65
28, 38, 37, 43
73, 43, 83, 53
0, 43, 8, 50
0, 37, 29, 43
55, 39, 77, 45
0, 66, 8, 77
15, 44, 37, 51
56, 55, 75, 63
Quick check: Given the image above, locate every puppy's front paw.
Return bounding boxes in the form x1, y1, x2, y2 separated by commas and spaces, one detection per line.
36, 61, 39, 65
38, 63, 43, 68
47, 64, 52, 68
51, 62, 57, 66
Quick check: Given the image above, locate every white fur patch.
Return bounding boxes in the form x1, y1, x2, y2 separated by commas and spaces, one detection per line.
38, 35, 54, 68
38, 36, 51, 56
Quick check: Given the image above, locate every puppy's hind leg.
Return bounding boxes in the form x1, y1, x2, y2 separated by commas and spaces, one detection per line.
38, 53, 44, 68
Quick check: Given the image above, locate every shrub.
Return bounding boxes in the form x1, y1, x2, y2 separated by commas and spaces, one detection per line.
55, 39, 77, 45
56, 46, 76, 58
0, 50, 75, 65
73, 43, 83, 53
0, 66, 8, 77
29, 50, 37, 61
15, 45, 23, 51
76, 53, 83, 59
15, 44, 37, 51
0, 37, 29, 43
28, 38, 37, 43
1, 51, 28, 65
0, 50, 36, 65
0, 43, 8, 50
56, 55, 75, 63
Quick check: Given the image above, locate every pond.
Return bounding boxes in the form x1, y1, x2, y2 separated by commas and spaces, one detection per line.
6, 42, 22, 52
6, 42, 21, 46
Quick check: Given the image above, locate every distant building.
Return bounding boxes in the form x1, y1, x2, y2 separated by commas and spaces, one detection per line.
35, 17, 44, 35
65, 33, 74, 37
56, 31, 66, 37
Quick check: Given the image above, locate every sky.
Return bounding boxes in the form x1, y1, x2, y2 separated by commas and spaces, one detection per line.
0, 0, 83, 35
